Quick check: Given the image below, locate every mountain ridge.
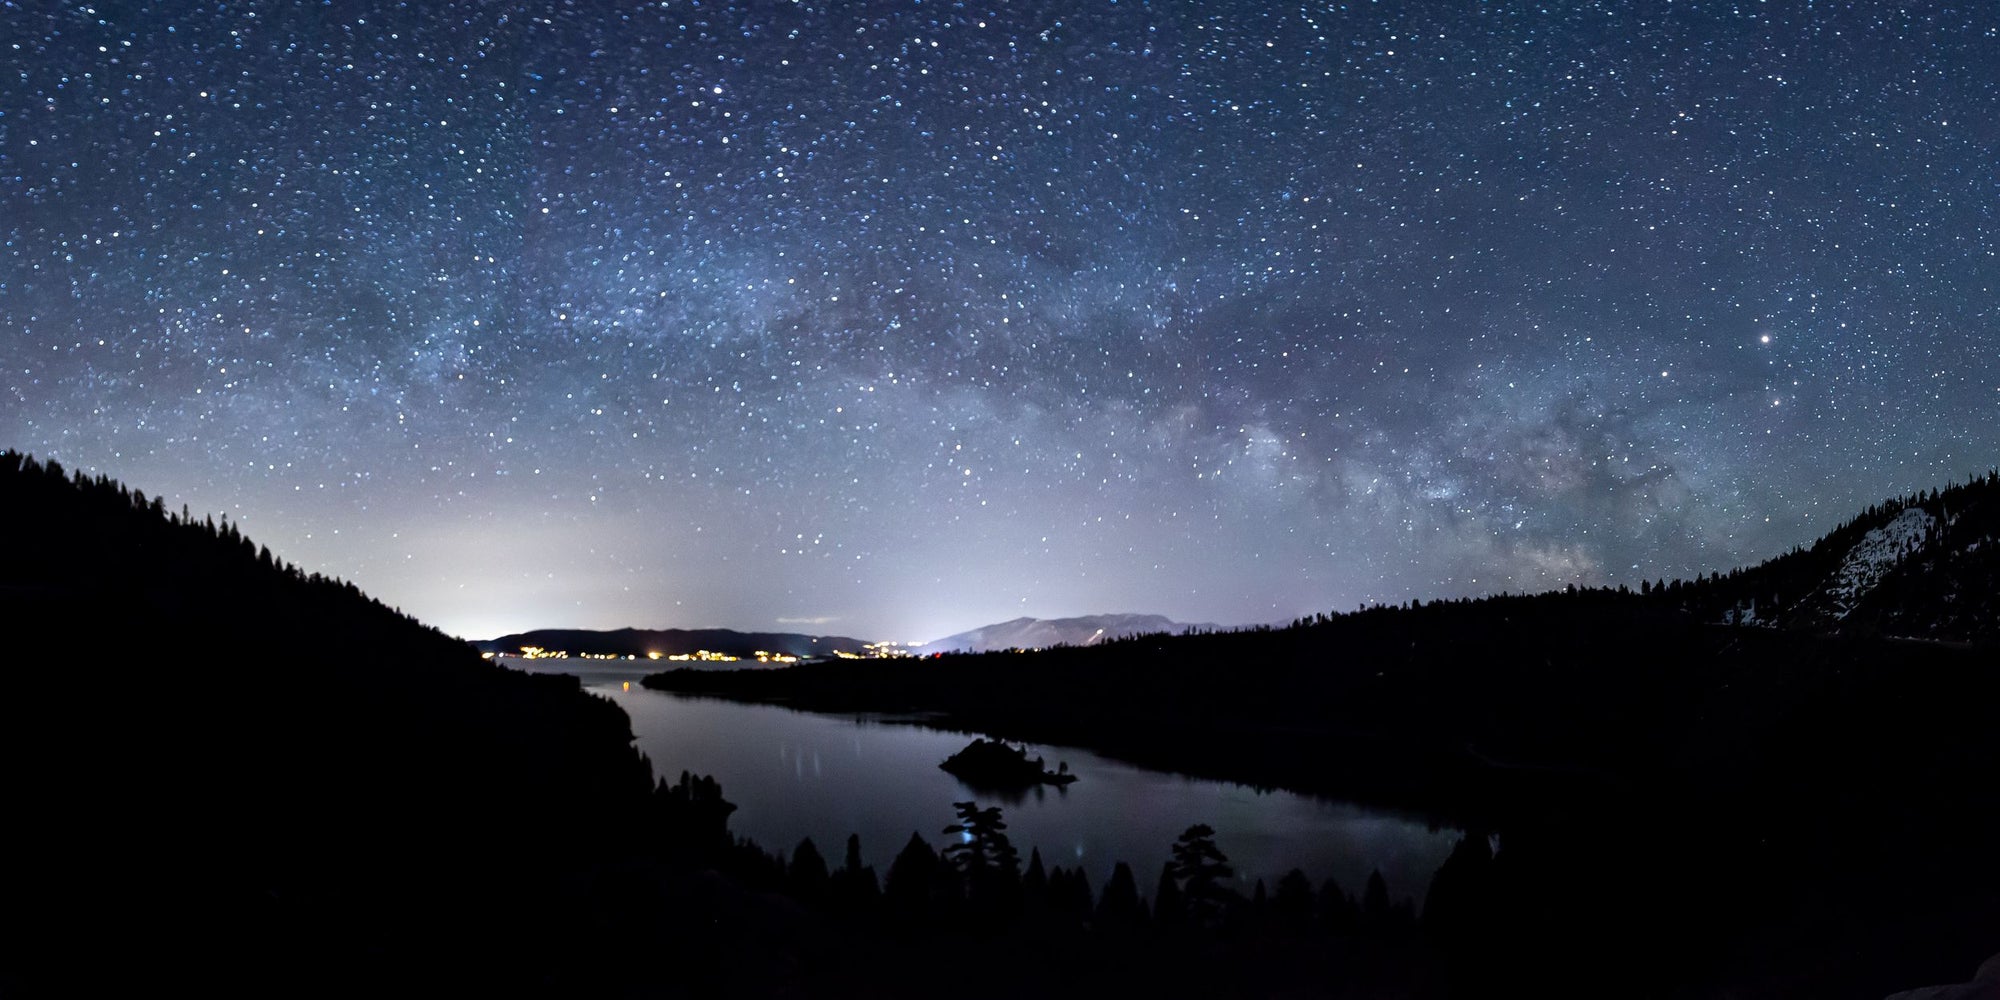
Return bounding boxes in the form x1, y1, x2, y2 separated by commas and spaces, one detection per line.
1623, 469, 2000, 642
910, 612, 1216, 655
491, 469, 2000, 658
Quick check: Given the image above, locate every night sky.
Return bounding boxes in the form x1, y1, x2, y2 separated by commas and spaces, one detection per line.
6, 2, 1998, 642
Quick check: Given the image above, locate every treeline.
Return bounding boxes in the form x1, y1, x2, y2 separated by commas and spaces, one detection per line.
0, 449, 463, 651
1629, 468, 2000, 638
709, 807, 1421, 938
655, 597, 1724, 815
633, 765, 1799, 998
646, 778, 1452, 998
1276, 467, 2000, 641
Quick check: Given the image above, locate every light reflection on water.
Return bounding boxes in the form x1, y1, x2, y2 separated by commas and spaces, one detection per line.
511, 658, 1459, 902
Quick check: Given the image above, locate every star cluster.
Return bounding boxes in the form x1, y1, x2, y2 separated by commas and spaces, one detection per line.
6, 1, 1997, 640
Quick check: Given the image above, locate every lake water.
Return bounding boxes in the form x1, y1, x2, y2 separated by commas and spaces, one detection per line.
511, 657, 1459, 905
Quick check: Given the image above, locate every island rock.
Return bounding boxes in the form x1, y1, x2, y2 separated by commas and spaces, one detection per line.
939, 738, 1078, 788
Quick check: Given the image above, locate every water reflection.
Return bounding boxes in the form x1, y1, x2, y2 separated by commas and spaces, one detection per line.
511, 657, 1457, 899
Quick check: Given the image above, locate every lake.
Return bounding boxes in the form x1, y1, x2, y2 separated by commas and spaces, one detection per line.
510, 657, 1460, 906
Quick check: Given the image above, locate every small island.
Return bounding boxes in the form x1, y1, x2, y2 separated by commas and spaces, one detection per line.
939, 738, 1078, 788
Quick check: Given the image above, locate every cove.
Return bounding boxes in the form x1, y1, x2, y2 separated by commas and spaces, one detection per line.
515, 657, 1459, 903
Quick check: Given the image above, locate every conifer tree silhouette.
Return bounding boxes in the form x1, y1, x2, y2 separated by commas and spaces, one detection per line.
941, 801, 1021, 921
1167, 824, 1237, 925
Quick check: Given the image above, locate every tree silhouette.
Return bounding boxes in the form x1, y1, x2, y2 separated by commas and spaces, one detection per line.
1096, 861, 1147, 928
1423, 832, 1494, 950
788, 837, 830, 907
1167, 823, 1238, 925
883, 831, 942, 926
1319, 878, 1356, 932
1048, 865, 1091, 922
1022, 846, 1049, 914
941, 801, 1019, 880
654, 770, 737, 861
941, 801, 1021, 921
1154, 861, 1186, 929
1048, 866, 1074, 923
1363, 869, 1392, 926
829, 833, 881, 915
1274, 868, 1315, 929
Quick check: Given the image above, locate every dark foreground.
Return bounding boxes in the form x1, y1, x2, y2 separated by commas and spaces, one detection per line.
0, 453, 1434, 997
5, 450, 1997, 997
648, 599, 2000, 998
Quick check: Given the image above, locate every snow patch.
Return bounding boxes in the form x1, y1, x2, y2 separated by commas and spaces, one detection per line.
1824, 507, 1934, 619
1723, 599, 1768, 626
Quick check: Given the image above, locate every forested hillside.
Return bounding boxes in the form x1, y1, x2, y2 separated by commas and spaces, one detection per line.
1636, 470, 2000, 639
0, 451, 658, 992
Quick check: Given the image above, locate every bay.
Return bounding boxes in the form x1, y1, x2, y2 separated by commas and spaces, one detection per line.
511, 657, 1460, 905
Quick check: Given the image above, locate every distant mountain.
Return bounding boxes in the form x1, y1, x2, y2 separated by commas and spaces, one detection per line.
478, 625, 875, 660
912, 613, 1206, 655
1639, 470, 2000, 641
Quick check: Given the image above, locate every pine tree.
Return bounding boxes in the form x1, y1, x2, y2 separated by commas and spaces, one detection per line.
1320, 878, 1356, 931
1423, 833, 1494, 949
829, 832, 881, 914
1274, 868, 1315, 928
1154, 861, 1186, 928
1022, 847, 1048, 912
883, 831, 941, 925
1363, 869, 1392, 926
1167, 824, 1238, 925
1064, 867, 1093, 920
788, 837, 830, 907
1096, 861, 1147, 928
941, 801, 1020, 921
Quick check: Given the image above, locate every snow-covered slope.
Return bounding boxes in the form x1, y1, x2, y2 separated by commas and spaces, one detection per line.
1680, 471, 2000, 641
1821, 507, 1935, 620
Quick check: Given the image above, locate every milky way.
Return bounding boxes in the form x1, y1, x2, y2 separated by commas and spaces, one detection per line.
6, 2, 1998, 641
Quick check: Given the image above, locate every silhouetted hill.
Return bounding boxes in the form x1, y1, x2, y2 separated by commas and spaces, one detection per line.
912, 612, 1209, 655
478, 625, 874, 660
1629, 469, 2000, 641
0, 451, 660, 993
